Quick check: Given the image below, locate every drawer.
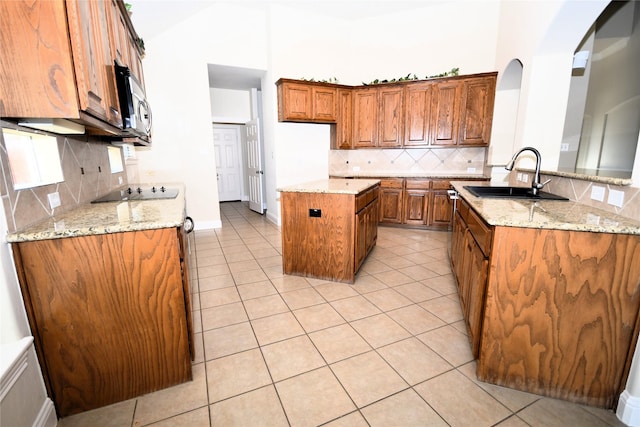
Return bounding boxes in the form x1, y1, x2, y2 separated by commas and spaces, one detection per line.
405, 179, 430, 190
379, 178, 404, 189
431, 180, 451, 190
466, 207, 492, 256
356, 185, 378, 212
457, 197, 470, 223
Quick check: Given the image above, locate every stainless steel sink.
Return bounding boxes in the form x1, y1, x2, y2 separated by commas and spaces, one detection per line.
463, 186, 569, 201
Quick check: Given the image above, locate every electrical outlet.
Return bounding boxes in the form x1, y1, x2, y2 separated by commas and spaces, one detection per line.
48, 192, 61, 209
467, 167, 476, 173
608, 189, 624, 207
516, 173, 523, 182
590, 186, 605, 202
560, 143, 570, 152
353, 166, 361, 172
521, 174, 529, 183
118, 176, 123, 185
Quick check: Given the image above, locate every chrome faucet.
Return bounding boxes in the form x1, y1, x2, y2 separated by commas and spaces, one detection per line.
505, 146, 550, 196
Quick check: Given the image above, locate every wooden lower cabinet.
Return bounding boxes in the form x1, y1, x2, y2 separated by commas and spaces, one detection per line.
281, 184, 379, 283
377, 178, 455, 230
451, 200, 490, 358
379, 178, 404, 224
403, 179, 431, 225
13, 228, 193, 417
450, 196, 640, 408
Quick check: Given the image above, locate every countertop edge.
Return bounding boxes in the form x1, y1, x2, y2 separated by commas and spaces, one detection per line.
277, 178, 381, 195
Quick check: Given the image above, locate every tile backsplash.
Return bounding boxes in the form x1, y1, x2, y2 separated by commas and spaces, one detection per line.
329, 147, 488, 176
0, 126, 127, 233
512, 171, 640, 222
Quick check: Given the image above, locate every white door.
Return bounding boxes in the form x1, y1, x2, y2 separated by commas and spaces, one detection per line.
246, 118, 265, 213
213, 126, 242, 202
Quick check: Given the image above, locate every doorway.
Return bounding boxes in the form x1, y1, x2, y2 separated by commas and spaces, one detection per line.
213, 124, 243, 202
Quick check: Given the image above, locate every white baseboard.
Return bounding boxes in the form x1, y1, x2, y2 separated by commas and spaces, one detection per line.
33, 398, 57, 427
194, 220, 221, 230
617, 390, 640, 426
266, 211, 280, 226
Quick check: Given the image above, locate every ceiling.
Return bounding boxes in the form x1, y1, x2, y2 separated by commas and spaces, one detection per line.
128, 0, 444, 90
207, 65, 264, 91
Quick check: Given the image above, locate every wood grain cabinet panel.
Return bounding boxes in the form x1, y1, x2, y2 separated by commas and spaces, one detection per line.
459, 76, 496, 146
13, 228, 193, 417
332, 88, 353, 149
450, 196, 640, 408
278, 82, 313, 121
0, 0, 80, 118
378, 178, 404, 223
403, 82, 433, 147
378, 86, 404, 147
276, 79, 337, 123
1, 0, 145, 134
430, 180, 454, 228
281, 185, 379, 283
403, 179, 430, 225
431, 81, 462, 146
353, 88, 379, 147
478, 227, 640, 408
277, 73, 496, 148
66, 0, 122, 127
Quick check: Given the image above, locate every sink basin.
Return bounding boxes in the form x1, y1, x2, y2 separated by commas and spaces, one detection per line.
463, 186, 569, 201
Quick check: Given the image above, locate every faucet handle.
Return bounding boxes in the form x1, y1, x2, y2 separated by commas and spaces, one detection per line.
534, 178, 551, 190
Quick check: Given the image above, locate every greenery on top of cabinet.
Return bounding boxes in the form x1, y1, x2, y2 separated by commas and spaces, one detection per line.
363, 68, 460, 85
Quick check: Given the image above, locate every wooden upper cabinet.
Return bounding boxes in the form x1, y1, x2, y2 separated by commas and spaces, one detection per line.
66, 0, 121, 127
332, 88, 353, 149
0, 0, 145, 133
313, 86, 337, 121
459, 76, 496, 146
0, 0, 80, 118
276, 72, 497, 148
107, 0, 130, 70
107, 0, 145, 86
404, 82, 433, 147
431, 80, 462, 146
353, 87, 379, 147
276, 80, 337, 122
378, 86, 403, 147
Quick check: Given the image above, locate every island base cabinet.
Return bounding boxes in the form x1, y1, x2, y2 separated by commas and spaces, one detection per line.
13, 228, 193, 417
477, 227, 640, 409
281, 187, 378, 284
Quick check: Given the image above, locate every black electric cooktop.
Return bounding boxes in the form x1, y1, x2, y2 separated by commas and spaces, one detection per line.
92, 186, 179, 203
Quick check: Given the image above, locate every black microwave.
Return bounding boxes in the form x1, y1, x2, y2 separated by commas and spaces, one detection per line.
114, 60, 152, 140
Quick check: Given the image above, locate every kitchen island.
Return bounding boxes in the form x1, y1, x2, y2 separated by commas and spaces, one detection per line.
7, 185, 195, 417
278, 179, 380, 283
449, 181, 640, 409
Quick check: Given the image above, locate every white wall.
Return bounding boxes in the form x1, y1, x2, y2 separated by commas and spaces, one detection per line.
133, 2, 270, 229
491, 0, 608, 172
133, 1, 501, 226
210, 88, 252, 124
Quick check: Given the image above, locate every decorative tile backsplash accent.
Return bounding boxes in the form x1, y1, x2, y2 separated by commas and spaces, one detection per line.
329, 148, 488, 176
513, 171, 640, 222
0, 127, 127, 233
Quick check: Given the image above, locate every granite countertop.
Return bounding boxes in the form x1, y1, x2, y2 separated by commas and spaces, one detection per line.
452, 182, 640, 235
7, 184, 186, 243
330, 172, 489, 180
277, 178, 380, 195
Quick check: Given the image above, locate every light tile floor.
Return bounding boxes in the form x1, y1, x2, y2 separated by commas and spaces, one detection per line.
59, 201, 626, 427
